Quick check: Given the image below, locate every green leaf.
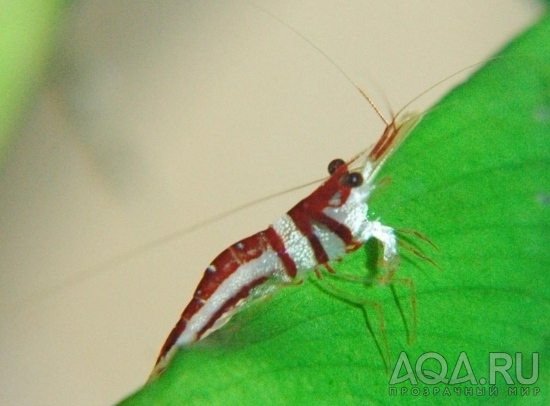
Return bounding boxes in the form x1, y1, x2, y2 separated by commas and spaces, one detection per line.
0, 0, 71, 165
118, 13, 550, 405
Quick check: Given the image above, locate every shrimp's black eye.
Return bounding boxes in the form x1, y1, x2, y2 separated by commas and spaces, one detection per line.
340, 172, 363, 187
328, 158, 345, 175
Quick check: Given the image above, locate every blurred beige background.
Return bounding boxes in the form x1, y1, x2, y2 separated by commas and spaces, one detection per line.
0, 1, 543, 405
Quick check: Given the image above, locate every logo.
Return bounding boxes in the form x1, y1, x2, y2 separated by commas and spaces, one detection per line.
388, 352, 540, 397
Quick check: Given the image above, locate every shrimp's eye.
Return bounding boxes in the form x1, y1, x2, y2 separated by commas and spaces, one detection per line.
328, 158, 345, 175
340, 172, 363, 187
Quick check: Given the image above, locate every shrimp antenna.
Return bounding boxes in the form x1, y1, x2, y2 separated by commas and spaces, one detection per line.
393, 57, 501, 119
249, 3, 390, 126
251, 3, 500, 127
14, 176, 325, 313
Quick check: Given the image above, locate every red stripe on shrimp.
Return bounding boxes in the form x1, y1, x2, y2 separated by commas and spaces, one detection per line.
265, 226, 298, 278
197, 275, 270, 339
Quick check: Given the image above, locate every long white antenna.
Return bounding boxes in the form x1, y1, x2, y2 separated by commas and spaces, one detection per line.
249, 3, 390, 125
13, 176, 325, 314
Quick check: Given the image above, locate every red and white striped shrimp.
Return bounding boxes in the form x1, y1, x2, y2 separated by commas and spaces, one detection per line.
149, 110, 422, 380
